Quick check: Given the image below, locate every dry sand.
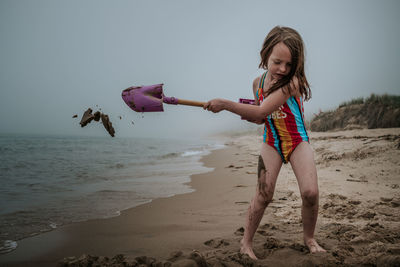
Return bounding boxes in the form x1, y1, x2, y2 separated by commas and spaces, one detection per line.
0, 128, 399, 266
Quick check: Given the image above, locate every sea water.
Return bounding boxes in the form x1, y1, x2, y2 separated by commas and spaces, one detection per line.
0, 134, 224, 254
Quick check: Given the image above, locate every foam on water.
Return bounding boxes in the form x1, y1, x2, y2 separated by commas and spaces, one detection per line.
182, 150, 203, 157
0, 241, 17, 254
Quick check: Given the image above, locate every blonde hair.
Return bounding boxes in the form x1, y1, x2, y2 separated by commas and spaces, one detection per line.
259, 26, 311, 100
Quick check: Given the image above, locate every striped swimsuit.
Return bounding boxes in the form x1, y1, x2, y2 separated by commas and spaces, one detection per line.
256, 72, 309, 163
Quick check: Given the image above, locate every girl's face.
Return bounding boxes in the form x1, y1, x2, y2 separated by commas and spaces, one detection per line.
267, 42, 292, 81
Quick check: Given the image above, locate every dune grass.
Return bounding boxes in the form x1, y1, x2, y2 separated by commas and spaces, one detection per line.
311, 93, 400, 131
339, 94, 400, 108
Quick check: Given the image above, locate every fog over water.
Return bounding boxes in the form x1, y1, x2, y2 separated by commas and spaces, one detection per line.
1, 0, 399, 138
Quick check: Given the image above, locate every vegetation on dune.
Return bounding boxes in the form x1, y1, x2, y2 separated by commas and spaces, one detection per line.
339, 94, 400, 109
310, 94, 400, 132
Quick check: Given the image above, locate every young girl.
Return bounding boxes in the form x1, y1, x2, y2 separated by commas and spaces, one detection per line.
203, 26, 326, 259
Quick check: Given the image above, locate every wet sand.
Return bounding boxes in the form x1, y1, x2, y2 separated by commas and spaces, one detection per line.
1, 128, 399, 266
79, 108, 115, 137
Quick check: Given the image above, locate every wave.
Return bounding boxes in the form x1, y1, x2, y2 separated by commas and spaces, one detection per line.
0, 240, 17, 254
181, 150, 203, 157
49, 222, 57, 229
158, 149, 208, 159
157, 152, 180, 159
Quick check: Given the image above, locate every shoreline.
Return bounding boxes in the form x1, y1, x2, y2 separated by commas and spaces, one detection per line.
1, 128, 399, 266
0, 143, 254, 266
0, 135, 221, 257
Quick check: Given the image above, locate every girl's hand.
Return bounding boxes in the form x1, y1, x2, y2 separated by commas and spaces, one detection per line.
203, 99, 226, 113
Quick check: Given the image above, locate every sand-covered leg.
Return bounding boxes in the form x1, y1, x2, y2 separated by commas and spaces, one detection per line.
240, 190, 266, 260
241, 144, 282, 259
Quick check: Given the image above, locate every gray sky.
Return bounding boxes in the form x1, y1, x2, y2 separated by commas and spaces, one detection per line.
1, 0, 399, 138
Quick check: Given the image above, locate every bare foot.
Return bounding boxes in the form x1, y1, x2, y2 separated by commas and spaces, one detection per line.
240, 239, 258, 260
304, 238, 326, 253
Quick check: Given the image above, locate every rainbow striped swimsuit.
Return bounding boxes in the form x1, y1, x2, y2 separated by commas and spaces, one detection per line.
256, 72, 309, 163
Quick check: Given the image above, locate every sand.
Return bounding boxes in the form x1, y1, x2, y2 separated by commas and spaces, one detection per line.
78, 108, 115, 137
0, 128, 399, 266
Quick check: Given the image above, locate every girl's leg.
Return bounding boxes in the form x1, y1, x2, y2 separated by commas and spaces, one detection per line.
289, 142, 326, 253
240, 143, 283, 259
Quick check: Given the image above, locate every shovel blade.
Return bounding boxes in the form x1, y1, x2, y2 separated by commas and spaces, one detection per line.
122, 84, 164, 112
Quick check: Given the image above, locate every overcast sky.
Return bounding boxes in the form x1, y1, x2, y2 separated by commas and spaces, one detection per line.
1, 0, 399, 138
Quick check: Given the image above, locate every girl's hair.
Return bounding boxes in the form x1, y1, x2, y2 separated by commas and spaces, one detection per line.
259, 26, 311, 100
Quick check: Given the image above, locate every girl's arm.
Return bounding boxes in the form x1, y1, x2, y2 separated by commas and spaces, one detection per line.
244, 77, 264, 124
204, 78, 296, 120
253, 77, 261, 106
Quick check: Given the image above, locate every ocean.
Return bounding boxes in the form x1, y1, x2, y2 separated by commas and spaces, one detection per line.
0, 134, 224, 254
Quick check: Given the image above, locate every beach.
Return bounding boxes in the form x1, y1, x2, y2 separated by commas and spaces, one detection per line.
1, 128, 400, 266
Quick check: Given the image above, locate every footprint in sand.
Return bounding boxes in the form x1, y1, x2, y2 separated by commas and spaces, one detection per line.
257, 230, 273, 237
204, 238, 230, 248
263, 237, 283, 250
234, 227, 244, 236
348, 200, 361, 205
391, 200, 400, 207
359, 211, 376, 219
228, 252, 256, 266
288, 243, 308, 253
322, 193, 364, 220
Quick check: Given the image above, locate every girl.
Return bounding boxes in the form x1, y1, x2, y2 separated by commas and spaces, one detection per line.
203, 26, 326, 259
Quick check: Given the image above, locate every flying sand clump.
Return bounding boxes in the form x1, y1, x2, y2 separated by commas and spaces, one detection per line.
78, 108, 116, 137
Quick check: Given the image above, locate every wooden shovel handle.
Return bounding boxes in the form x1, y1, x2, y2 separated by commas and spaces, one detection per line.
177, 99, 206, 107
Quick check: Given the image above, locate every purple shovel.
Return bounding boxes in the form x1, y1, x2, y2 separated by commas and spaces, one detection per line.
122, 83, 205, 112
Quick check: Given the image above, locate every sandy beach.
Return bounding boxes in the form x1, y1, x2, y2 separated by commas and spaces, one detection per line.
1, 128, 399, 266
